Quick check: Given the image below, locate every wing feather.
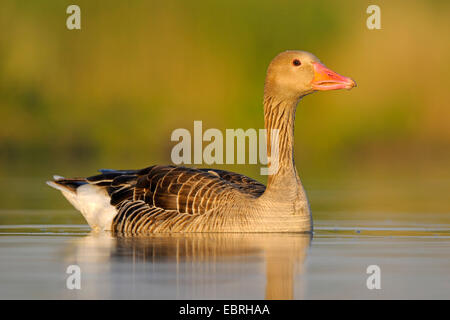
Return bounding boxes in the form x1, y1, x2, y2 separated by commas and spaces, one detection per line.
82, 165, 265, 233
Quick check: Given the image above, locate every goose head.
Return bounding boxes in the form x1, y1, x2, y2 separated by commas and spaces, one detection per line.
264, 50, 356, 101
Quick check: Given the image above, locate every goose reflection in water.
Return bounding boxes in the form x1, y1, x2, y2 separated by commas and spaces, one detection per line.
66, 232, 311, 299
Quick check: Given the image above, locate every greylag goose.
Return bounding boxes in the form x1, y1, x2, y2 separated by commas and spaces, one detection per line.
48, 50, 355, 233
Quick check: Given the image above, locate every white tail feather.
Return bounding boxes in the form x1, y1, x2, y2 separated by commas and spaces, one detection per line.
47, 180, 117, 231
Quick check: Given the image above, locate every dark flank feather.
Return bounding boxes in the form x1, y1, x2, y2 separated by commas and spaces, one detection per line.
77, 165, 266, 233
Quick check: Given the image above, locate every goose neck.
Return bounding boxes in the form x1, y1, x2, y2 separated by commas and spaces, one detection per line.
263, 95, 301, 195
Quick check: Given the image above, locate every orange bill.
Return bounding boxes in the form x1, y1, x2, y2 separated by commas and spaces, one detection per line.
311, 62, 356, 91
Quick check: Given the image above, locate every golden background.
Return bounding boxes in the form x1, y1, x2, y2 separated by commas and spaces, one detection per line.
0, 0, 449, 222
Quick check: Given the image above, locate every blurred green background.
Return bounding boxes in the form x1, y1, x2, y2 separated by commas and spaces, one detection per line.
0, 0, 449, 224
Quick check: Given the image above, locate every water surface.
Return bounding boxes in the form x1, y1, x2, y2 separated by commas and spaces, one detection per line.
0, 219, 449, 299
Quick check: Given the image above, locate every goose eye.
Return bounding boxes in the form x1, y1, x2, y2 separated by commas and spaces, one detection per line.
292, 59, 301, 66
